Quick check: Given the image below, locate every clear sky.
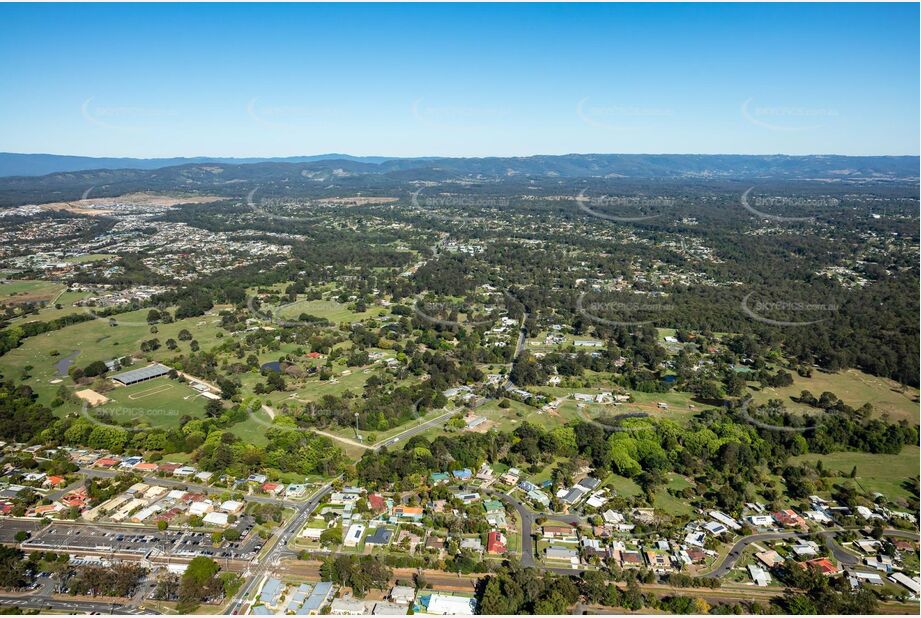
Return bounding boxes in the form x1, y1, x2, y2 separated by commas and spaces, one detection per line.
0, 2, 917, 158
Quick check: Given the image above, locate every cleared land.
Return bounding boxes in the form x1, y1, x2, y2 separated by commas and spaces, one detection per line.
750, 367, 919, 423
274, 298, 388, 323
0, 279, 65, 304
34, 192, 222, 216
791, 445, 920, 503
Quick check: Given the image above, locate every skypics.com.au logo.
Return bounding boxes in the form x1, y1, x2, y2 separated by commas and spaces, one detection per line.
577, 293, 674, 327
740, 187, 838, 222
741, 293, 838, 327
576, 190, 671, 223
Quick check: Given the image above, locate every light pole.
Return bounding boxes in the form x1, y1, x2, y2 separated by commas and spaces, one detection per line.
354, 412, 360, 441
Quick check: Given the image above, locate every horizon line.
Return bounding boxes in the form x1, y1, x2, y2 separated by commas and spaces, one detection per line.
4, 150, 920, 160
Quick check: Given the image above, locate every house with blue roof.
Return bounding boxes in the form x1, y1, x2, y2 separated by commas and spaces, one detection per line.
299, 581, 334, 614
258, 577, 284, 609
284, 583, 314, 613
452, 468, 472, 480
430, 472, 450, 484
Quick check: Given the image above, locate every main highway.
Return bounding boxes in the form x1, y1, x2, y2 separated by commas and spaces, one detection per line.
225, 481, 334, 615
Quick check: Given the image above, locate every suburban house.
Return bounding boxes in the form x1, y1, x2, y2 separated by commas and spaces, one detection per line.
487, 531, 507, 555
542, 524, 577, 542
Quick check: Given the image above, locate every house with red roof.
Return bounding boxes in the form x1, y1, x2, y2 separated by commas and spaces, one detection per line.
487, 531, 508, 554
155, 507, 183, 522
61, 487, 89, 510
802, 558, 840, 576
134, 462, 159, 473
368, 494, 387, 513
158, 463, 182, 473
262, 482, 284, 495
772, 509, 807, 529
94, 457, 119, 468
43, 475, 67, 489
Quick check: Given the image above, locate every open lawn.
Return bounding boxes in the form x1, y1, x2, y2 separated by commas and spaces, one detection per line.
750, 367, 919, 424
226, 408, 273, 447
0, 279, 65, 304
603, 473, 642, 498
0, 306, 227, 407
86, 376, 207, 429
790, 445, 920, 503
63, 253, 117, 264
8, 290, 94, 325
468, 399, 536, 433
275, 298, 387, 323
654, 488, 695, 517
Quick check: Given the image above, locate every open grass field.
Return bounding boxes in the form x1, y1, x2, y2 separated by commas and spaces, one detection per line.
89, 377, 208, 429
603, 473, 642, 498
62, 253, 117, 264
790, 445, 920, 503
467, 399, 536, 433
0, 279, 65, 304
275, 298, 388, 323
653, 489, 695, 517
654, 474, 695, 516
750, 367, 919, 424
226, 407, 272, 447
8, 289, 94, 325
0, 306, 227, 407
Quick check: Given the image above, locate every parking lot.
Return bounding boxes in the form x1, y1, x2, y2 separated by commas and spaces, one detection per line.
18, 520, 264, 561
0, 519, 44, 543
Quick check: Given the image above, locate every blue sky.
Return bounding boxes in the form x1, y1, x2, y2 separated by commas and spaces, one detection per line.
0, 3, 917, 157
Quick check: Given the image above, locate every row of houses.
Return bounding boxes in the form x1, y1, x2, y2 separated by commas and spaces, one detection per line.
251, 581, 477, 616
82, 481, 245, 527
539, 522, 714, 572
60, 447, 310, 499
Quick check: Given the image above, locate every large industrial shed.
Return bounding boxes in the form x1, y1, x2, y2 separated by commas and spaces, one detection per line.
111, 363, 171, 386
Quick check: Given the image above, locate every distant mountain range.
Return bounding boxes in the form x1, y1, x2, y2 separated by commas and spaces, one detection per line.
0, 153, 917, 207
0, 152, 401, 177
0, 152, 917, 181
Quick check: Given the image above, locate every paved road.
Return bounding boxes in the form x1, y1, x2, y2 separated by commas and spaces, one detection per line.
490, 490, 537, 568
489, 488, 586, 576
0, 593, 152, 614
226, 481, 333, 615
704, 528, 921, 578
513, 314, 528, 358
375, 409, 458, 450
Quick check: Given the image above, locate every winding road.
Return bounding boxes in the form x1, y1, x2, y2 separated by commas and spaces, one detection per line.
703, 528, 921, 578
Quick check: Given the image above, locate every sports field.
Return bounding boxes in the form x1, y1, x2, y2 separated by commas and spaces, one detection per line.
90, 377, 208, 429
